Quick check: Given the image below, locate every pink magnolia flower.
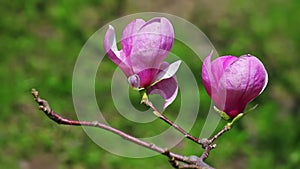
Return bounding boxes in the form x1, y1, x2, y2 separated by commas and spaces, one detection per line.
202, 51, 268, 119
104, 17, 181, 110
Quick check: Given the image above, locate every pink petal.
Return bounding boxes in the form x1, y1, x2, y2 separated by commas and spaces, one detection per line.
201, 51, 213, 96
136, 68, 157, 88
129, 17, 174, 73
218, 55, 268, 117
211, 55, 238, 83
128, 74, 140, 89
104, 25, 121, 64
121, 19, 146, 57
134, 60, 181, 88
158, 61, 170, 70
202, 51, 237, 96
104, 25, 132, 76
154, 60, 182, 83
202, 51, 237, 116
147, 77, 178, 111
202, 51, 268, 118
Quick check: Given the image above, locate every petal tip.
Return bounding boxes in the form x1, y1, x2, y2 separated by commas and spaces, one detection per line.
108, 24, 114, 30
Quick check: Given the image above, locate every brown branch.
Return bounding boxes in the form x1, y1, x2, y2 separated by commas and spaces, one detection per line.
198, 124, 231, 162
142, 96, 232, 167
142, 99, 201, 145
209, 125, 231, 144
31, 88, 213, 169
163, 150, 213, 169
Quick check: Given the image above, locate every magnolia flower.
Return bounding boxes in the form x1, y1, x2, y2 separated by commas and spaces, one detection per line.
202, 51, 268, 119
104, 17, 181, 110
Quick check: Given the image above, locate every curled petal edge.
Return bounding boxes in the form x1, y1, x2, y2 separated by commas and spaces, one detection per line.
147, 77, 178, 111
153, 60, 182, 86
104, 25, 121, 65
104, 25, 132, 76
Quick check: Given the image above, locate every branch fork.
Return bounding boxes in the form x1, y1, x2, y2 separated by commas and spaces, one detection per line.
31, 88, 235, 169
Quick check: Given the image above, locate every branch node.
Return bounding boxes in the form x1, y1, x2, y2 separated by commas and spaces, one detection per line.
211, 144, 217, 149
153, 111, 161, 117
199, 138, 210, 148
149, 143, 156, 149
91, 121, 98, 126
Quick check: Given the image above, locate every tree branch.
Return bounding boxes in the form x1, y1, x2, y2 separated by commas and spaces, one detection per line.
209, 125, 231, 144
142, 98, 231, 168
31, 88, 213, 169
142, 99, 201, 145
198, 123, 231, 161
142, 96, 232, 164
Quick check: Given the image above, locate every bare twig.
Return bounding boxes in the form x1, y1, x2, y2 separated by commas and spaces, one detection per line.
163, 150, 213, 169
198, 124, 231, 162
209, 125, 231, 144
31, 88, 213, 169
142, 99, 201, 145
142, 96, 232, 167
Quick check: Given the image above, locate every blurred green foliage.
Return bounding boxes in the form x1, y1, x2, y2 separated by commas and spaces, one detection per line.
1, 0, 299, 169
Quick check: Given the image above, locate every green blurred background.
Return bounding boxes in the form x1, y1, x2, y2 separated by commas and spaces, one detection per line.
1, 0, 299, 169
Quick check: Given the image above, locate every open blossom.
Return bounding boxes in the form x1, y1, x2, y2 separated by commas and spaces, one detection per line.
104, 17, 181, 110
202, 51, 268, 119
